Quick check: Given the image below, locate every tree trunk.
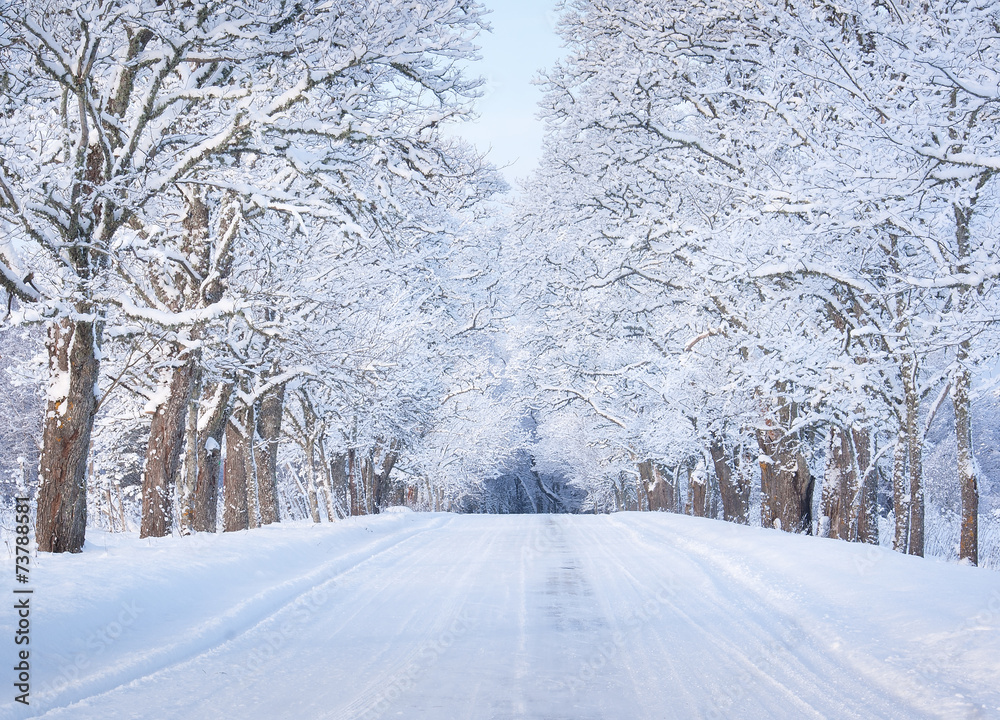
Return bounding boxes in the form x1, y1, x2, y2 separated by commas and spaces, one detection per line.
255, 381, 285, 525
193, 382, 230, 532
244, 402, 260, 530
757, 424, 814, 534
821, 425, 853, 540
362, 455, 375, 514
140, 351, 197, 539
348, 448, 359, 516
953, 345, 979, 565
331, 453, 349, 517
304, 436, 322, 524
178, 361, 203, 535
671, 466, 682, 512
37, 318, 98, 553
686, 460, 708, 517
638, 461, 669, 511
851, 427, 879, 544
315, 435, 337, 521
636, 465, 650, 511
370, 453, 385, 513
370, 442, 399, 513
711, 437, 750, 524
891, 431, 909, 552
903, 358, 924, 557
223, 403, 251, 532
951, 201, 980, 564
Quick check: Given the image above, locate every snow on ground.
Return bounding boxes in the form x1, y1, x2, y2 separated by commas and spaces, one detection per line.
3, 513, 999, 720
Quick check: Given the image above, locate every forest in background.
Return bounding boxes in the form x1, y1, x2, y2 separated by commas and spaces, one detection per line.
1, 0, 999, 569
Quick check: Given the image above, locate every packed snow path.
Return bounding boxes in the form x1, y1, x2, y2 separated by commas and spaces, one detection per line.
7, 513, 1000, 719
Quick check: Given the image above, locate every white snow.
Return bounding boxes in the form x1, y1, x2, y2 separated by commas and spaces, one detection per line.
3, 513, 999, 719
45, 372, 70, 409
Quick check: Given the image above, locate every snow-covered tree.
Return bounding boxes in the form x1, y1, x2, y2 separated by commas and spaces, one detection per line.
0, 0, 492, 550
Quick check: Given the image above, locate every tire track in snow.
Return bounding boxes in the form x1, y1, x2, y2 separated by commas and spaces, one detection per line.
568, 516, 706, 718
602, 514, 934, 719
322, 517, 502, 720
28, 515, 452, 720
19, 514, 994, 720
502, 515, 640, 720
583, 516, 844, 718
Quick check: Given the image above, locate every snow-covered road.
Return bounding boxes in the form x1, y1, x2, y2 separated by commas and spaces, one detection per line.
6, 513, 1000, 719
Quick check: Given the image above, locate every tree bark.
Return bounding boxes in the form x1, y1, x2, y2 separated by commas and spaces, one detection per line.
638, 461, 668, 511
821, 425, 853, 540
315, 435, 337, 521
304, 435, 322, 523
178, 362, 203, 535
849, 427, 878, 544
891, 431, 909, 552
37, 318, 99, 553
903, 357, 924, 557
140, 352, 196, 538
255, 381, 285, 525
757, 412, 814, 534
348, 448, 359, 516
145, 184, 212, 537
710, 437, 750, 524
223, 403, 251, 532
193, 382, 231, 532
369, 453, 384, 513
686, 460, 708, 517
331, 453, 349, 517
951, 200, 980, 564
370, 441, 399, 513
953, 345, 979, 565
244, 402, 260, 530
636, 465, 650, 511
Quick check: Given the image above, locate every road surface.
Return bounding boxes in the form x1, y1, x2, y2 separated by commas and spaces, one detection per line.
10, 513, 1000, 719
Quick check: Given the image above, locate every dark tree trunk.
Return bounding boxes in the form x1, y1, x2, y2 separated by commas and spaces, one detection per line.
903, 359, 924, 557
331, 453, 349, 516
757, 425, 814, 534
303, 435, 322, 523
686, 462, 708, 517
636, 464, 651, 511
954, 348, 979, 565
710, 437, 750, 524
256, 381, 285, 525
315, 435, 337, 521
361, 456, 375, 514
852, 427, 879, 544
146, 185, 213, 537
192, 382, 230, 532
671, 466, 682, 512
244, 402, 260, 529
223, 403, 251, 532
370, 443, 399, 513
178, 361, 203, 535
638, 461, 663, 511
951, 201, 981, 564
37, 318, 99, 553
371, 460, 386, 512
821, 425, 853, 540
140, 353, 196, 538
891, 431, 909, 552
347, 448, 359, 516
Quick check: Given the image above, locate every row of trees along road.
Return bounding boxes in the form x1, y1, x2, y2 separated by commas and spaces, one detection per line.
2, 0, 999, 568
0, 0, 509, 552
508, 0, 1000, 565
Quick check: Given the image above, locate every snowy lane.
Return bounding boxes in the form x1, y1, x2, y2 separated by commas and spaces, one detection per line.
572, 517, 914, 719
10, 513, 1000, 720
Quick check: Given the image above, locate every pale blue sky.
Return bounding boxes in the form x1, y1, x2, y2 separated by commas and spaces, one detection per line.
449, 0, 564, 188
